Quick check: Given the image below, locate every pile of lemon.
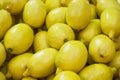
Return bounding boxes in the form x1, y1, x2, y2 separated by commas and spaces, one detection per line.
0, 0, 120, 80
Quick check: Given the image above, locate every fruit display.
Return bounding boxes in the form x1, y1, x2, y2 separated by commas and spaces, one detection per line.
0, 0, 120, 80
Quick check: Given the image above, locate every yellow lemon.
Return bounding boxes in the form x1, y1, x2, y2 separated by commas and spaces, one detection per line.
4, 23, 34, 54
33, 31, 50, 52
0, 9, 12, 40
1, 0, 28, 15
89, 34, 116, 63
100, 8, 120, 39
55, 40, 88, 73
79, 63, 116, 80
46, 7, 67, 29
23, 48, 58, 78
96, 0, 120, 16
46, 73, 55, 80
0, 42, 6, 67
47, 23, 75, 49
0, 72, 6, 80
66, 0, 91, 30
6, 53, 33, 80
53, 71, 82, 80
45, 0, 61, 12
23, 0, 47, 28
78, 19, 101, 46
22, 77, 38, 80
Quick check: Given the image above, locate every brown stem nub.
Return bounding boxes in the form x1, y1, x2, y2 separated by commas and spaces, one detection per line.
100, 54, 104, 58
7, 48, 13, 53
64, 39, 68, 42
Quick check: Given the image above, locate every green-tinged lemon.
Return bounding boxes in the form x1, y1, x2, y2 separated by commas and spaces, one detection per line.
23, 48, 58, 78
53, 71, 82, 80
23, 0, 47, 28
6, 53, 33, 80
4, 23, 34, 54
90, 4, 97, 19
89, 34, 116, 63
46, 7, 67, 29
0, 9, 12, 40
55, 40, 88, 73
79, 63, 116, 80
47, 23, 75, 49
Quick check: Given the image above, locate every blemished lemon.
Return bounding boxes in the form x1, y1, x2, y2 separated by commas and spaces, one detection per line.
55, 40, 88, 73
66, 0, 91, 30
0, 9, 12, 40
53, 71, 82, 80
23, 48, 58, 78
0, 72, 6, 80
23, 0, 47, 28
33, 30, 50, 52
78, 19, 101, 47
47, 23, 75, 49
46, 7, 67, 29
4, 23, 34, 54
1, 0, 28, 15
6, 53, 33, 80
79, 63, 116, 80
89, 34, 116, 63
100, 8, 120, 39
22, 77, 38, 80
45, 0, 61, 12
0, 42, 6, 67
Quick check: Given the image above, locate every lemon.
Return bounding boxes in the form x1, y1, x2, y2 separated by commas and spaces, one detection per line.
46, 7, 67, 29
78, 19, 101, 46
6, 53, 33, 80
89, 34, 116, 63
33, 31, 50, 52
60, 0, 89, 6
90, 4, 97, 19
1, 0, 28, 15
22, 77, 38, 80
113, 36, 120, 50
0, 42, 6, 67
0, 9, 12, 40
79, 63, 116, 80
108, 51, 120, 69
53, 71, 82, 80
55, 40, 88, 73
100, 8, 120, 39
23, 48, 58, 78
0, 72, 6, 80
45, 0, 61, 12
23, 0, 47, 28
96, 0, 120, 16
66, 0, 91, 30
47, 23, 75, 49
46, 73, 55, 80
4, 23, 34, 54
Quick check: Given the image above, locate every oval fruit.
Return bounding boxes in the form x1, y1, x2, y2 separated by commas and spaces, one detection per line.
4, 23, 34, 54
55, 40, 88, 73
